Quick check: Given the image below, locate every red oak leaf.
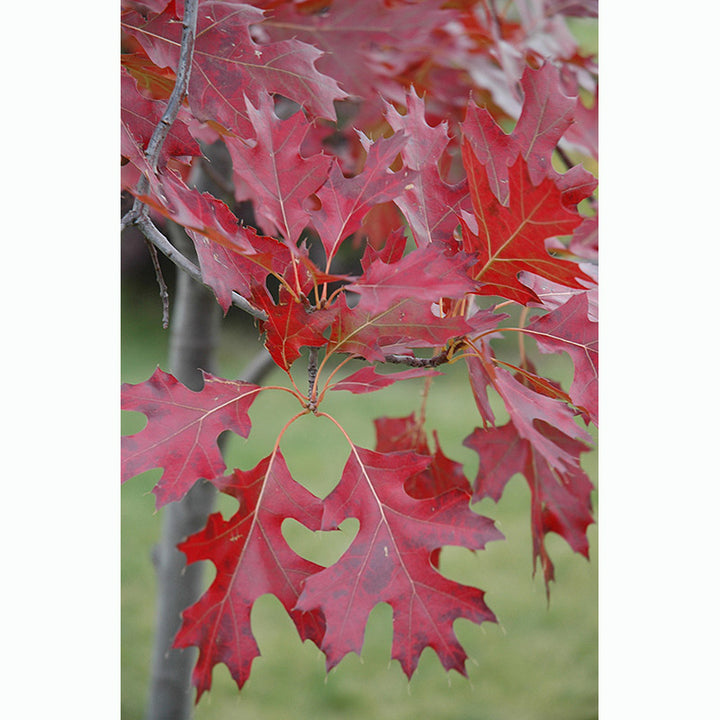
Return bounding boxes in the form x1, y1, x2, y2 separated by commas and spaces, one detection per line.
189, 226, 291, 313
359, 226, 408, 270
122, 0, 168, 13
460, 146, 593, 304
569, 215, 599, 261
344, 243, 479, 314
310, 132, 417, 266
295, 445, 502, 677
122, 1, 347, 137
121, 368, 262, 506
464, 421, 594, 592
329, 291, 473, 362
374, 414, 472, 500
250, 287, 337, 371
138, 170, 257, 255
461, 63, 596, 203
174, 450, 326, 701
121, 49, 177, 100
225, 93, 332, 245
261, 0, 453, 101
525, 292, 598, 424
564, 88, 598, 160
384, 88, 468, 247
518, 266, 598, 319
464, 342, 591, 472
329, 366, 441, 395
121, 66, 199, 170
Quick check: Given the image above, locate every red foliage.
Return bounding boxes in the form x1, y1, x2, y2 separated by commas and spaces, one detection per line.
121, 0, 597, 701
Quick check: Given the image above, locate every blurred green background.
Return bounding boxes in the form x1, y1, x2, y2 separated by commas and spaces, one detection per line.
121, 268, 598, 720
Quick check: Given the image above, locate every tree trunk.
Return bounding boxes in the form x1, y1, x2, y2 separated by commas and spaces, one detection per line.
144, 227, 222, 720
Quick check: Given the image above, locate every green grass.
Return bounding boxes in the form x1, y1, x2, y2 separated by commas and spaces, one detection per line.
122, 286, 597, 720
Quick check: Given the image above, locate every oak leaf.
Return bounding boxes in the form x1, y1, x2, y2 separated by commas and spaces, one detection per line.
460, 146, 593, 304
310, 132, 417, 265
525, 293, 598, 423
250, 286, 337, 371
122, 1, 347, 138
385, 88, 468, 247
329, 366, 441, 395
121, 66, 199, 171
225, 93, 332, 246
461, 63, 596, 204
121, 368, 261, 506
174, 450, 326, 701
464, 421, 593, 591
295, 445, 502, 677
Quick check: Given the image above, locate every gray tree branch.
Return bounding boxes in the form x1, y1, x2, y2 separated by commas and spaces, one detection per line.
133, 0, 199, 215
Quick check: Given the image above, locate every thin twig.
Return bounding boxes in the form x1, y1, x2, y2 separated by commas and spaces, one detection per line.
134, 215, 268, 321
383, 349, 451, 368
145, 239, 170, 328
307, 347, 319, 412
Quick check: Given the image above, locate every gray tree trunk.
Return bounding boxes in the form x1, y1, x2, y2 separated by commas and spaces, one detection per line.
144, 228, 222, 720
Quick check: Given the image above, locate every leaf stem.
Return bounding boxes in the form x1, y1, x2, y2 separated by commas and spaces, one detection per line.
517, 306, 529, 369
307, 347, 319, 410
145, 238, 170, 329
316, 354, 357, 405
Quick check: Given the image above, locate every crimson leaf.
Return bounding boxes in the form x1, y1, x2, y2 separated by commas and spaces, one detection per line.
464, 422, 593, 592
174, 450, 326, 701
525, 292, 599, 423
295, 444, 502, 677
121, 368, 262, 506
460, 146, 592, 304
122, 1, 347, 137
225, 92, 332, 245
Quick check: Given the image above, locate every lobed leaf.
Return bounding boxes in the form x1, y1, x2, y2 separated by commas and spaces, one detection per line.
122, 1, 347, 138
121, 368, 262, 506
295, 445, 502, 678
175, 450, 326, 701
464, 421, 594, 592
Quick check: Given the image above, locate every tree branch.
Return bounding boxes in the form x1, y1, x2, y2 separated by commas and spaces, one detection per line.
383, 348, 451, 368
132, 0, 199, 215
133, 214, 268, 321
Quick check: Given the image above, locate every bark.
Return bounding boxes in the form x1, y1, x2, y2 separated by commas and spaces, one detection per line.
144, 228, 221, 720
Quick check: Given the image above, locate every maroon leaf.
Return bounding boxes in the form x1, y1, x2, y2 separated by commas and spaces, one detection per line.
329, 292, 472, 362
121, 66, 199, 170
310, 132, 417, 265
122, 1, 347, 137
464, 342, 590, 472
295, 445, 502, 677
261, 0, 453, 101
138, 169, 257, 255
121, 368, 262, 506
461, 146, 593, 304
525, 293, 598, 423
385, 88, 468, 247
189, 226, 291, 313
345, 243, 479, 314
464, 421, 594, 591
250, 287, 337, 371
374, 413, 472, 500
329, 366, 441, 395
461, 63, 596, 203
225, 93, 332, 245
174, 450, 326, 701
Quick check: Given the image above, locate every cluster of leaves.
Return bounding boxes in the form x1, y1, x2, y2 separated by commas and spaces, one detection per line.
121, 0, 598, 703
